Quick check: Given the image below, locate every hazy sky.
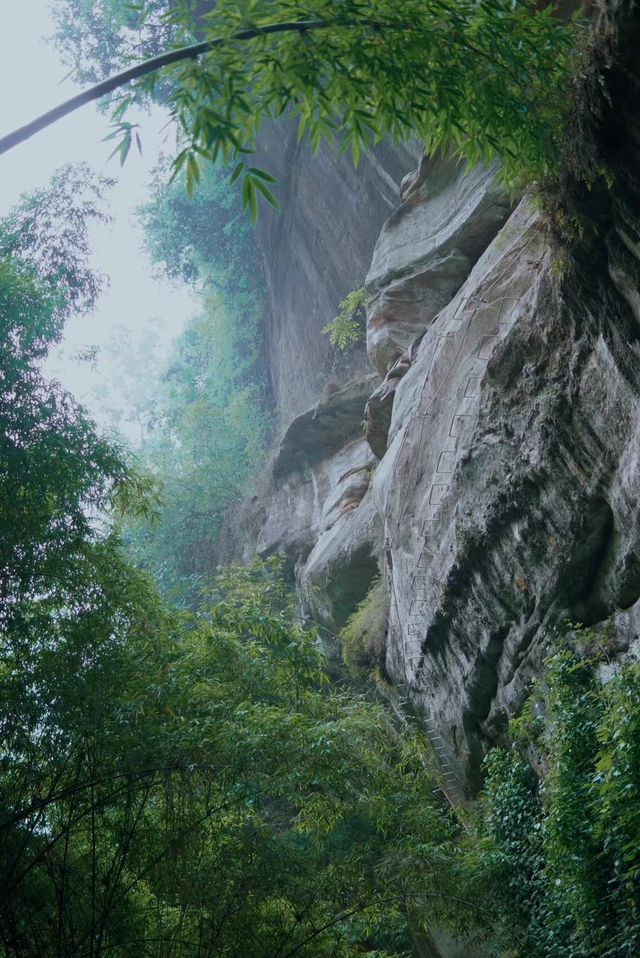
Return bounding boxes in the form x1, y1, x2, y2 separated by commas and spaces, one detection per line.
0, 1, 196, 435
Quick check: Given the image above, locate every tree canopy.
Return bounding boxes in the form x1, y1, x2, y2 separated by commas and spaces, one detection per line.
2, 0, 577, 215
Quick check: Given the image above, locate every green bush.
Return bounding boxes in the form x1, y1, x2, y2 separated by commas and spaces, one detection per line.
340, 578, 389, 676
464, 629, 640, 957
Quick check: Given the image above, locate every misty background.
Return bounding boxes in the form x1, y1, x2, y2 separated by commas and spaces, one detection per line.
0, 1, 196, 440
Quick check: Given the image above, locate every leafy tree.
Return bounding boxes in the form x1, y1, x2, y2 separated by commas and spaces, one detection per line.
0, 173, 161, 954
119, 298, 272, 600
99, 157, 272, 599
0, 167, 148, 629
5, 0, 576, 206
0, 162, 114, 322
51, 0, 177, 88
138, 154, 260, 290
1, 497, 471, 956
163, 0, 575, 203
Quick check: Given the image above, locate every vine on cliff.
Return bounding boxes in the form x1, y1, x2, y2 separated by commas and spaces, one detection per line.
466, 631, 640, 957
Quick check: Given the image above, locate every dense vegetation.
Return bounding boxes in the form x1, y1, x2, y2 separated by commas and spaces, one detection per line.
89, 158, 272, 599
46, 0, 577, 211
0, 171, 466, 956
470, 631, 640, 957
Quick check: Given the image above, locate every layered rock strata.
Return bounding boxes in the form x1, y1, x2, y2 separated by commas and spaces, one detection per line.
365, 154, 512, 375
376, 1, 640, 791
224, 2, 640, 798
222, 157, 513, 660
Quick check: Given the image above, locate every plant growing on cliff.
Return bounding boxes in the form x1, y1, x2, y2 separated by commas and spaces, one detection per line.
7, 0, 577, 209
323, 287, 367, 351
463, 631, 640, 957
341, 577, 389, 675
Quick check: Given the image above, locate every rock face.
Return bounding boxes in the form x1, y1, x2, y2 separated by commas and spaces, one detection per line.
223, 1, 640, 801
186, 18, 417, 428
374, 3, 640, 792
221, 156, 513, 660
218, 375, 381, 640
365, 335, 423, 460
254, 128, 417, 425
365, 154, 512, 376
364, 351, 412, 459
378, 178, 640, 788
374, 200, 552, 790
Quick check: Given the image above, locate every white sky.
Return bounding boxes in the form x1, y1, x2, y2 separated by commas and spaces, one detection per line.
0, 1, 196, 436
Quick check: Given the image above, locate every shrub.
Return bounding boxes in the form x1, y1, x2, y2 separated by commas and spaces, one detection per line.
464, 630, 640, 957
340, 578, 389, 676
322, 287, 367, 351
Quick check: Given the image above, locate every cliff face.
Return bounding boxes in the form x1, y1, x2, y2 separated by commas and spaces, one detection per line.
221, 157, 514, 646
223, 3, 640, 794
377, 3, 640, 791
253, 128, 417, 425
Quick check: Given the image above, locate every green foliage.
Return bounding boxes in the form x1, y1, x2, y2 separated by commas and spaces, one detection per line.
0, 176, 473, 956
93, 160, 273, 599
466, 631, 640, 957
211, 553, 297, 617
0, 163, 113, 322
0, 544, 471, 956
116, 298, 272, 600
102, 119, 143, 165
148, 0, 576, 200
51, 0, 175, 89
0, 173, 136, 629
0, 263, 124, 624
138, 155, 256, 289
341, 578, 388, 676
52, 0, 577, 210
323, 287, 367, 351
0, 255, 461, 953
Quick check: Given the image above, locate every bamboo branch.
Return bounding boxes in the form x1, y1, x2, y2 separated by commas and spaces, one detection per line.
0, 19, 402, 157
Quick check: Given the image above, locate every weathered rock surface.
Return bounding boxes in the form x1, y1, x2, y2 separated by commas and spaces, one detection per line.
376, 188, 640, 788
374, 200, 553, 790
223, 0, 640, 806
372, 4, 640, 792
218, 376, 381, 633
254, 128, 417, 424
364, 352, 412, 459
222, 157, 523, 678
299, 482, 380, 637
365, 154, 512, 376
365, 338, 422, 459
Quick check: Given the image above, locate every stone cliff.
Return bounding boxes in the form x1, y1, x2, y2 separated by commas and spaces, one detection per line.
253, 129, 417, 425
222, 1, 640, 796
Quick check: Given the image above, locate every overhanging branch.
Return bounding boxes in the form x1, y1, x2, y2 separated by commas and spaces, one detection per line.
0, 18, 397, 157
